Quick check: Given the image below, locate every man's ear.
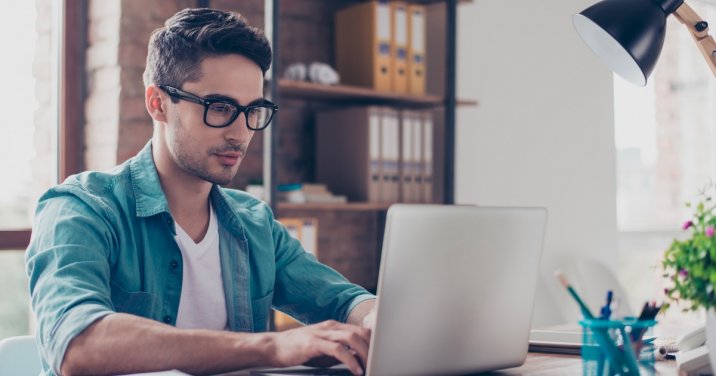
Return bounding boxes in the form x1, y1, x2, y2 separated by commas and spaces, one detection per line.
145, 84, 168, 123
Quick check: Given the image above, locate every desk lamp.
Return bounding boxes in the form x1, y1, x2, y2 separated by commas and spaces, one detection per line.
573, 0, 716, 86
574, 0, 716, 370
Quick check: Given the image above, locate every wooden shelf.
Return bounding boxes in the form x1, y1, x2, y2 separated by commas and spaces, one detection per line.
278, 80, 440, 107
277, 80, 477, 108
278, 202, 392, 211
457, 98, 479, 106
405, 0, 473, 4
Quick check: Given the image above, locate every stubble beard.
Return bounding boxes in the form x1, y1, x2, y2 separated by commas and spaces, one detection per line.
169, 117, 240, 186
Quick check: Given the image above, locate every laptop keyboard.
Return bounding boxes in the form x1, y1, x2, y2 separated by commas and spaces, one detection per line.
249, 368, 353, 376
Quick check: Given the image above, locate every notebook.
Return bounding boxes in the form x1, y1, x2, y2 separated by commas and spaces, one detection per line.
528, 324, 583, 355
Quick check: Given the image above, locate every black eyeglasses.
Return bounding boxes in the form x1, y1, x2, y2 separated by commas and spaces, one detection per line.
157, 84, 278, 130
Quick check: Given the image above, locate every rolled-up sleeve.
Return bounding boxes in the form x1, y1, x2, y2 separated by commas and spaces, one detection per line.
25, 188, 116, 374
269, 215, 375, 325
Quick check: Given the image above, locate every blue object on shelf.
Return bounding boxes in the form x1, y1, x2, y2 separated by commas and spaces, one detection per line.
277, 183, 303, 192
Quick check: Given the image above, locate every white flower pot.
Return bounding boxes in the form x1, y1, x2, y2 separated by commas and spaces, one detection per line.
707, 310, 716, 369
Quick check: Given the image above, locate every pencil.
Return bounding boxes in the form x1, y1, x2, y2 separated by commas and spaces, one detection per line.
554, 271, 632, 373
554, 270, 594, 318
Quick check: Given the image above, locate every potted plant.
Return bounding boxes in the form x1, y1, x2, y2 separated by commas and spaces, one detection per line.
662, 182, 716, 364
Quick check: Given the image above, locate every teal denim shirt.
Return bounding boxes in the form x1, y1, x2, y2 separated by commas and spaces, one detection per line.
25, 142, 375, 375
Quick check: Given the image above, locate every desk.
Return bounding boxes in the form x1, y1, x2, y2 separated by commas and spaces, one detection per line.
490, 352, 678, 375
214, 352, 678, 375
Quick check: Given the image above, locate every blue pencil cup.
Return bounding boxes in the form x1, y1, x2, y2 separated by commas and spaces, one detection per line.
579, 318, 656, 376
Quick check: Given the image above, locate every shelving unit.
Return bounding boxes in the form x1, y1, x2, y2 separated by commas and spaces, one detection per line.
278, 202, 392, 211
262, 0, 472, 291
278, 79, 478, 107
278, 79, 444, 107
267, 0, 465, 209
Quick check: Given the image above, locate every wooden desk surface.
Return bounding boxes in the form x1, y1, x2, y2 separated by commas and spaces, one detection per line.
217, 352, 678, 375
484, 352, 678, 375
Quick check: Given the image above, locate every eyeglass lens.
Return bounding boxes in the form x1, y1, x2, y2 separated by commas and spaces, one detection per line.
205, 102, 272, 129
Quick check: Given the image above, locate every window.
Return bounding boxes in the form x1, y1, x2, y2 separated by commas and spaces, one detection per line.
0, 0, 55, 340
615, 5, 716, 232
615, 0, 716, 322
0, 0, 83, 340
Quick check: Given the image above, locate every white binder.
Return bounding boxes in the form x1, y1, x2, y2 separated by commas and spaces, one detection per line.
381, 108, 401, 203
421, 111, 434, 203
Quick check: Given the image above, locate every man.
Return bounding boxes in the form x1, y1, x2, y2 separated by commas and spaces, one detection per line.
26, 8, 375, 376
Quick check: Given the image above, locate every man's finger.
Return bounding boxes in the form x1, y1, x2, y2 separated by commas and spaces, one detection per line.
317, 340, 364, 375
321, 330, 369, 367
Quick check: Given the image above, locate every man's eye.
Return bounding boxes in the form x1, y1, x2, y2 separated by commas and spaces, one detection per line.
209, 103, 234, 113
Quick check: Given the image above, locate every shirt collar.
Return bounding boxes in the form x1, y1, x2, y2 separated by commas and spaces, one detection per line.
129, 141, 245, 236
210, 185, 247, 238
129, 141, 171, 218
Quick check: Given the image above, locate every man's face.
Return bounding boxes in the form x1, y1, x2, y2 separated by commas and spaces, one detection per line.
163, 54, 264, 185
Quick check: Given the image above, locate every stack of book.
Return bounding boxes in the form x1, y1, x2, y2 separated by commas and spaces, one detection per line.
335, 1, 427, 95
316, 106, 435, 204
278, 183, 348, 204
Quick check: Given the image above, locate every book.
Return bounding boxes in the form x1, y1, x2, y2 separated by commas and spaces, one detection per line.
278, 183, 347, 204
335, 1, 392, 92
316, 106, 385, 202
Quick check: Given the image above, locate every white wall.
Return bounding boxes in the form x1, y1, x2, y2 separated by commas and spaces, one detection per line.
456, 0, 619, 326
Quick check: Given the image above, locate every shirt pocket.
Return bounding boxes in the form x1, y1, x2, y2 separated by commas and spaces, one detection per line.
110, 281, 156, 318
251, 289, 274, 332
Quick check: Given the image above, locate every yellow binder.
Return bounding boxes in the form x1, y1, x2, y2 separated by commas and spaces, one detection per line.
407, 4, 427, 95
335, 1, 392, 92
274, 217, 319, 331
391, 2, 409, 93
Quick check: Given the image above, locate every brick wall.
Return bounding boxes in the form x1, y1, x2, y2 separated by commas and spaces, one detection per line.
280, 208, 383, 290
84, 0, 270, 190
85, 0, 194, 171
85, 0, 120, 170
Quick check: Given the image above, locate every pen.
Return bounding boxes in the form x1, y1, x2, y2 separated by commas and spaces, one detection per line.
632, 301, 662, 344
637, 302, 649, 320
600, 290, 613, 320
554, 271, 634, 373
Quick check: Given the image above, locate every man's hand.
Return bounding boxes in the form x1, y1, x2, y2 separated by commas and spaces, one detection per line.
267, 320, 370, 375
361, 307, 376, 332
346, 299, 376, 331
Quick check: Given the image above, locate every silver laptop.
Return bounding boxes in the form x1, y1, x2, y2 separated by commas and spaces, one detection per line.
252, 205, 547, 376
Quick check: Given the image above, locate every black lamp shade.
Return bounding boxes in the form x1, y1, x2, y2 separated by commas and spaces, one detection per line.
573, 0, 681, 86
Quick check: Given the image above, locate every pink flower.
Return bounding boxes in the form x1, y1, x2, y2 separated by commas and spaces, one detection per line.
707, 226, 715, 237
683, 220, 694, 230
679, 269, 689, 278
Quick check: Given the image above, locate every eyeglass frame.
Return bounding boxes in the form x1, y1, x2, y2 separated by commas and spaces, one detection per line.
157, 84, 278, 130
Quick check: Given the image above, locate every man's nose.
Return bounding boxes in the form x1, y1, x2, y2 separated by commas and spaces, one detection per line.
224, 112, 251, 142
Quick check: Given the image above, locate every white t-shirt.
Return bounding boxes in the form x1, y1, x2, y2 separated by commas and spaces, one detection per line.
174, 203, 228, 330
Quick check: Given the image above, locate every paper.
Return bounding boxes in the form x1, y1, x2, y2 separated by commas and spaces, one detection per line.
120, 370, 191, 376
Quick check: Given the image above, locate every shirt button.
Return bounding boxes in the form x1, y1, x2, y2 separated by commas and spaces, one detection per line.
163, 315, 172, 324
170, 260, 178, 269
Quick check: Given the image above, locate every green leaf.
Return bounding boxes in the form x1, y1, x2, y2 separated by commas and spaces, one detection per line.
661, 185, 716, 311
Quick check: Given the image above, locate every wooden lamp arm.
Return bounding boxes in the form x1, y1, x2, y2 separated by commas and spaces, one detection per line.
673, 2, 716, 77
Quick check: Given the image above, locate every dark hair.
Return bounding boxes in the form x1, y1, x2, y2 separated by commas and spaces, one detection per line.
143, 8, 272, 89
